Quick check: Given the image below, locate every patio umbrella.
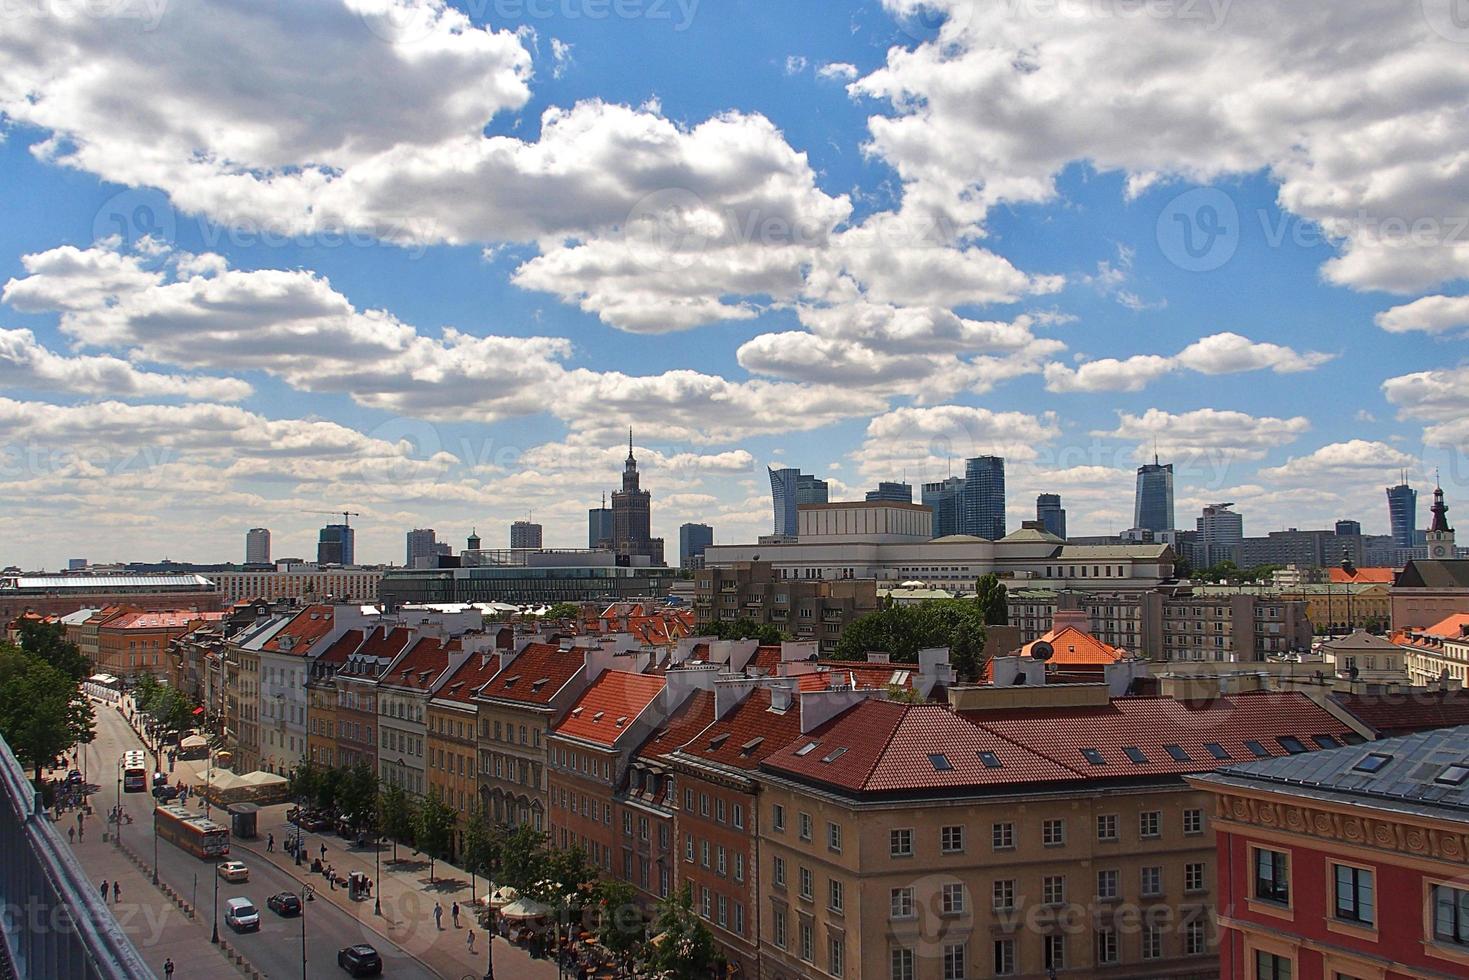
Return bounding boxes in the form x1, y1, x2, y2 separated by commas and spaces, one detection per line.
498, 896, 553, 920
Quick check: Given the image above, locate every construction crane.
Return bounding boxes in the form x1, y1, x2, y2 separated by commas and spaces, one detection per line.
306, 509, 362, 527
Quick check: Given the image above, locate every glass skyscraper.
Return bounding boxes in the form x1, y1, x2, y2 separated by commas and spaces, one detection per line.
1036, 493, 1066, 539
962, 456, 1006, 540
921, 477, 965, 538
769, 467, 828, 536
317, 523, 354, 565
865, 481, 913, 503
1134, 457, 1175, 533
1387, 478, 1418, 549
679, 522, 714, 569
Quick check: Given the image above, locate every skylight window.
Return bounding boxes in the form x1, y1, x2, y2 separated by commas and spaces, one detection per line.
1122, 747, 1148, 765
821, 747, 847, 764
1353, 752, 1392, 773
794, 741, 818, 757
1080, 748, 1105, 766
978, 751, 1002, 769
739, 737, 764, 755
929, 753, 953, 771
1244, 740, 1270, 759
1204, 742, 1231, 760
1312, 735, 1340, 749
1277, 736, 1307, 755
1164, 745, 1192, 762
1437, 764, 1469, 786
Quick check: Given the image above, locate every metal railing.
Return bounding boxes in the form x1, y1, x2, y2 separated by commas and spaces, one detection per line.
0, 734, 152, 979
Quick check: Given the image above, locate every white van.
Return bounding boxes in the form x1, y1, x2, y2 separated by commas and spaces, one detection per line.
224, 897, 260, 932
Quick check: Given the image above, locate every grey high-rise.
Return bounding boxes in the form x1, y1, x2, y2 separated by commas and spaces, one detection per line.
679, 523, 714, 569
318, 523, 355, 565
962, 456, 1006, 540
865, 481, 913, 503
588, 493, 614, 549
1387, 477, 1418, 549
406, 528, 438, 566
769, 467, 829, 536
1036, 494, 1066, 539
510, 521, 543, 550
245, 527, 271, 564
1134, 456, 1175, 534
922, 477, 965, 538
1196, 503, 1243, 567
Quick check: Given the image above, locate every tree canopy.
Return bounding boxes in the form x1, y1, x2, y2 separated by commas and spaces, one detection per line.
645, 883, 723, 979
0, 643, 94, 781
16, 620, 88, 682
705, 618, 785, 644
830, 598, 987, 680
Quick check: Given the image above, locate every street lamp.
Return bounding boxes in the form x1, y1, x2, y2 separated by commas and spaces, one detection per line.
373, 824, 382, 916
484, 903, 495, 980
113, 756, 122, 850
211, 854, 221, 945
299, 885, 308, 980
152, 805, 159, 885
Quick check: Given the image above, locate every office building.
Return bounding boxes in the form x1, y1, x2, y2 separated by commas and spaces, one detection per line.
245, 527, 271, 565
317, 523, 355, 565
588, 493, 614, 549
610, 429, 664, 565
1238, 527, 1364, 569
1387, 476, 1418, 549
206, 563, 384, 605
406, 528, 438, 567
768, 467, 829, 536
693, 560, 878, 654
380, 562, 677, 607
510, 520, 543, 550
66, 558, 87, 571
1336, 519, 1362, 537
678, 522, 714, 569
863, 481, 912, 503
1036, 493, 1066, 539
1134, 456, 1175, 534
921, 476, 965, 538
1196, 502, 1243, 567
962, 455, 1006, 539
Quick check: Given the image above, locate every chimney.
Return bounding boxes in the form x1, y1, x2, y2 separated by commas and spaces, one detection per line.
799, 688, 877, 734
713, 676, 761, 719
770, 684, 795, 712
867, 652, 891, 665
665, 664, 720, 708
780, 640, 819, 663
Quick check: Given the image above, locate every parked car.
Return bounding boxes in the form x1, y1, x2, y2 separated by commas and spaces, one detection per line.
224, 898, 260, 932
337, 944, 382, 977
266, 891, 302, 917
216, 861, 249, 883
152, 785, 179, 802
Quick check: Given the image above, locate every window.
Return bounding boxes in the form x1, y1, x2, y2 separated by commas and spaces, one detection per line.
1096, 928, 1118, 965
798, 812, 812, 842
700, 841, 710, 867
1043, 875, 1066, 905
1205, 741, 1232, 760
1185, 918, 1207, 955
1096, 814, 1118, 841
829, 878, 844, 913
799, 921, 813, 962
993, 939, 1015, 976
1164, 743, 1192, 762
992, 822, 1014, 850
1354, 752, 1392, 773
772, 907, 787, 948
929, 752, 952, 771
772, 803, 785, 831
735, 853, 744, 882
829, 937, 844, 977
716, 846, 727, 876
942, 943, 966, 980
799, 867, 813, 901
1255, 950, 1292, 980
1096, 869, 1119, 900
1044, 934, 1065, 971
1141, 924, 1162, 959
1245, 739, 1271, 758
890, 886, 915, 919
732, 803, 744, 829
1139, 810, 1161, 839
1081, 747, 1105, 765
992, 879, 1015, 911
941, 882, 966, 915
772, 856, 785, 887
1254, 848, 1290, 905
827, 821, 842, 852
941, 825, 964, 854
1438, 764, 1469, 786
1278, 736, 1307, 755
1183, 808, 1204, 835
890, 828, 913, 857
1186, 862, 1205, 893
1042, 818, 1065, 847
977, 750, 1002, 768
1333, 864, 1375, 925
1123, 746, 1149, 764
1433, 883, 1469, 947
1140, 866, 1162, 897
890, 947, 915, 980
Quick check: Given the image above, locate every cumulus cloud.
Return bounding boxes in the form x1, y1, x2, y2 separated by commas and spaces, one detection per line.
1375, 295, 1469, 335
818, 62, 859, 81
852, 405, 1062, 481
0, 328, 251, 401
1098, 408, 1311, 463
1043, 332, 1332, 392
1258, 440, 1419, 482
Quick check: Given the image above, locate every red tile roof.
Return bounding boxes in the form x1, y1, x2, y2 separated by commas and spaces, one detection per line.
381, 635, 455, 691
982, 625, 1120, 681
634, 690, 716, 763
554, 672, 665, 747
317, 629, 364, 666
674, 687, 811, 773
1331, 690, 1469, 737
1328, 566, 1395, 584
477, 642, 584, 706
261, 604, 336, 656
103, 610, 213, 630
436, 651, 504, 706
357, 626, 413, 661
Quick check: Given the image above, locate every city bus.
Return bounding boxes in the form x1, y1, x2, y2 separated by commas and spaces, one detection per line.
154, 804, 229, 859
122, 751, 148, 793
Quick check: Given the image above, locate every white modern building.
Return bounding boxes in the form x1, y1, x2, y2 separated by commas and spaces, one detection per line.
207, 562, 384, 605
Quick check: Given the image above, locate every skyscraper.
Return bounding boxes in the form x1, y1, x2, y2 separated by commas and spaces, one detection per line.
510, 520, 543, 550
768, 467, 829, 536
1387, 476, 1418, 549
318, 523, 355, 565
921, 477, 965, 538
962, 456, 1006, 540
588, 493, 614, 549
1335, 519, 1362, 538
1134, 456, 1175, 534
1036, 494, 1066, 539
679, 523, 714, 569
865, 481, 913, 503
245, 527, 271, 564
406, 528, 438, 566
1196, 503, 1243, 567
610, 429, 664, 564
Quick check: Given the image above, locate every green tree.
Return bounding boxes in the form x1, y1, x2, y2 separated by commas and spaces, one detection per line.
495, 823, 550, 893
591, 878, 644, 972
974, 573, 1009, 626
544, 602, 582, 621
462, 805, 495, 880
534, 844, 596, 904
16, 620, 88, 682
706, 618, 785, 644
830, 599, 988, 680
645, 883, 722, 979
336, 761, 378, 831
287, 761, 320, 803
313, 764, 343, 812
415, 788, 457, 881
377, 782, 417, 862
0, 645, 94, 782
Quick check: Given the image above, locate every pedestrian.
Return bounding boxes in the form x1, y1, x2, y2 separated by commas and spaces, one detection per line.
99, 879, 107, 901
68, 826, 75, 845
77, 813, 84, 842
452, 901, 460, 927
113, 881, 120, 903
433, 902, 443, 930
319, 843, 326, 862
163, 957, 174, 978
466, 929, 475, 953
266, 833, 274, 853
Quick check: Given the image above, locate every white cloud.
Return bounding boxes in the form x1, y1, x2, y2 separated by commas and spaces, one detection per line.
0, 328, 251, 401
1258, 440, 1419, 482
818, 62, 859, 81
853, 405, 1062, 481
784, 55, 808, 75
1375, 295, 1469, 335
549, 38, 574, 79
1043, 332, 1332, 392
1044, 355, 1175, 393
1098, 408, 1311, 463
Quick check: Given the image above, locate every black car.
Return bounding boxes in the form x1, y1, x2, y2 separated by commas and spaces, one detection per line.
266, 892, 302, 917
152, 785, 180, 802
337, 944, 382, 977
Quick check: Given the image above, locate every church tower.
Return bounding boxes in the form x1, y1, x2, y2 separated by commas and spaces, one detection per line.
1427, 481, 1456, 560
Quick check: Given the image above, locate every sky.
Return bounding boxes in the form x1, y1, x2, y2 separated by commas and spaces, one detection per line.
1, 0, 1467, 570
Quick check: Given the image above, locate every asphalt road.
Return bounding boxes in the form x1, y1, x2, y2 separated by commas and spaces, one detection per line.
92, 704, 439, 980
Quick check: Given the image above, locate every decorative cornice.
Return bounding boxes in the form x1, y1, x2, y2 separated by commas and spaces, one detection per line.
1212, 790, 1469, 865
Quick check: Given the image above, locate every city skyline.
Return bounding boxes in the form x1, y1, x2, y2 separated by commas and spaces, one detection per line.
3, 1, 1468, 571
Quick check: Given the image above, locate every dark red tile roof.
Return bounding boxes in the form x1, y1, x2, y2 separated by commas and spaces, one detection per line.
1331, 690, 1469, 736
635, 690, 716, 763
477, 642, 584, 706
746, 645, 784, 675
317, 628, 364, 666
358, 626, 413, 661
381, 635, 454, 691
436, 651, 504, 706
673, 687, 810, 773
554, 672, 665, 747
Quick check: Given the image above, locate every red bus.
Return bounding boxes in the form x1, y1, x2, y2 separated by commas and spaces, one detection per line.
154, 803, 229, 859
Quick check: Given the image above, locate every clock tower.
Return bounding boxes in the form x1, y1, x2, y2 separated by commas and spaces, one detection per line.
1427, 483, 1455, 559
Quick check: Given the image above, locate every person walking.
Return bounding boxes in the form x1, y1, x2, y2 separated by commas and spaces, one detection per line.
113, 881, 120, 903
319, 843, 327, 862
466, 929, 475, 953
266, 833, 274, 853
433, 902, 443, 930
451, 901, 460, 927
99, 880, 108, 901
163, 957, 174, 978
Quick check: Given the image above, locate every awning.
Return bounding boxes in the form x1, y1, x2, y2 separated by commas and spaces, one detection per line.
192, 706, 205, 715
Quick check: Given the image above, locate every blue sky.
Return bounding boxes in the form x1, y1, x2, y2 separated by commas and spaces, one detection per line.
1, 0, 1466, 569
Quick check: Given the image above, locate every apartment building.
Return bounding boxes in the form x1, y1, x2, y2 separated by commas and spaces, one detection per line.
335, 626, 412, 772
96, 609, 223, 681
694, 561, 878, 654
305, 628, 367, 769
754, 685, 1355, 980
426, 650, 502, 853
1393, 613, 1469, 686
205, 564, 383, 605
256, 604, 342, 775
377, 635, 467, 795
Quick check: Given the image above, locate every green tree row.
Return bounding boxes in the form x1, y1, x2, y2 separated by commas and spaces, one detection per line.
0, 622, 95, 783
828, 573, 1009, 680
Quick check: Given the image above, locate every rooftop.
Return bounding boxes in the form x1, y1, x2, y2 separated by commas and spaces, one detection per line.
0, 574, 216, 591
1332, 690, 1469, 737
1396, 559, 1469, 589
554, 671, 665, 747
671, 687, 808, 773
476, 642, 584, 706
260, 604, 336, 656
